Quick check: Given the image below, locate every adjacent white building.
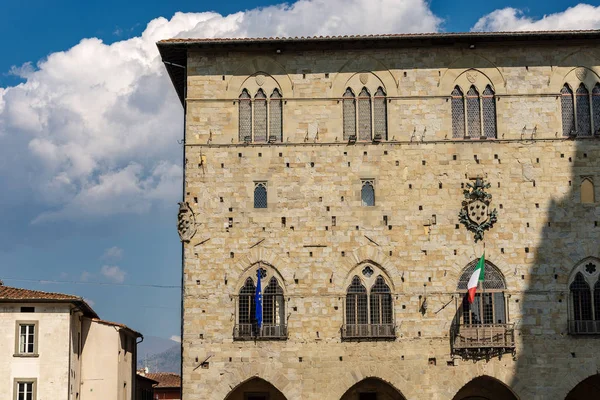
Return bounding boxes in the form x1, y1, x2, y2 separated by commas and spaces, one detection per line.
0, 283, 142, 400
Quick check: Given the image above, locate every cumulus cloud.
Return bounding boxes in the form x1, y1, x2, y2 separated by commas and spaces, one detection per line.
100, 265, 127, 283
102, 246, 124, 261
170, 335, 181, 343
472, 4, 600, 32
0, 0, 441, 223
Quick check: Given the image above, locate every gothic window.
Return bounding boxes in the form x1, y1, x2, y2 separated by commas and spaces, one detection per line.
269, 89, 283, 142
238, 278, 256, 327
593, 84, 600, 135
361, 180, 375, 207
466, 86, 481, 139
343, 88, 356, 140
254, 89, 267, 142
370, 276, 392, 325
482, 85, 497, 139
373, 87, 387, 140
346, 276, 368, 326
561, 84, 575, 136
571, 272, 592, 322
457, 260, 506, 325
358, 87, 372, 141
239, 89, 252, 142
576, 84, 591, 137
451, 86, 465, 138
581, 178, 595, 204
263, 277, 285, 329
254, 182, 267, 208
568, 260, 600, 334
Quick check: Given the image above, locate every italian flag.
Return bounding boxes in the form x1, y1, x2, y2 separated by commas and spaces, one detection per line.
467, 253, 485, 304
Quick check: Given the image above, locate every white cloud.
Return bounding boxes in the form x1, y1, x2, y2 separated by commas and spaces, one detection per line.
472, 4, 600, 32
100, 265, 127, 284
84, 298, 96, 307
102, 246, 124, 261
170, 335, 181, 343
80, 271, 93, 282
0, 1, 441, 223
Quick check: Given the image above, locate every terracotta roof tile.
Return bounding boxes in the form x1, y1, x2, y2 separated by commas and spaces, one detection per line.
146, 372, 181, 388
0, 285, 82, 301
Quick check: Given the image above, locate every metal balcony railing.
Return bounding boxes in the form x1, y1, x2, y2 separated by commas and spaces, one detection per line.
233, 323, 287, 340
451, 323, 515, 350
568, 320, 600, 335
341, 324, 396, 340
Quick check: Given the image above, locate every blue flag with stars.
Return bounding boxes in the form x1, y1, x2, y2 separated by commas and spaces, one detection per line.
255, 269, 263, 328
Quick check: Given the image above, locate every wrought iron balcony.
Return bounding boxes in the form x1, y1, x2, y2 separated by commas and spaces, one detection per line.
233, 323, 287, 340
451, 323, 515, 358
568, 320, 600, 334
341, 324, 396, 340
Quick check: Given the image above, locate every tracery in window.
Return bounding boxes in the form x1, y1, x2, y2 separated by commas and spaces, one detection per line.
457, 260, 506, 325
343, 85, 387, 141
254, 182, 267, 209
568, 259, 600, 334
561, 84, 575, 136
343, 88, 356, 140
466, 86, 481, 138
361, 180, 375, 207
269, 89, 283, 142
576, 84, 591, 137
451, 86, 465, 138
238, 87, 284, 143
239, 89, 252, 142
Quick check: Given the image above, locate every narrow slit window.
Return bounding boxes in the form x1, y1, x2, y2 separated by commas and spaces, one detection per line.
361, 180, 375, 207
466, 86, 481, 138
576, 84, 591, 136
239, 89, 252, 142
482, 85, 497, 138
254, 182, 267, 208
593, 84, 600, 135
358, 87, 372, 141
561, 84, 575, 136
343, 88, 356, 140
451, 86, 465, 138
373, 87, 387, 140
254, 89, 267, 143
269, 89, 283, 142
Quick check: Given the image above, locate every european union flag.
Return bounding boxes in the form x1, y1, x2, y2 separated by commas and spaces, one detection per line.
255, 269, 263, 329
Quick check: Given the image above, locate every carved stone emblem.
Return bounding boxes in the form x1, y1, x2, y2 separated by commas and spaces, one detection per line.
466, 71, 478, 84
177, 202, 197, 242
575, 67, 588, 82
255, 74, 266, 86
458, 178, 498, 242
359, 73, 369, 85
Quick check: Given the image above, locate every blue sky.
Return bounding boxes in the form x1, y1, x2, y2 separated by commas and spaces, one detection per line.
0, 0, 598, 341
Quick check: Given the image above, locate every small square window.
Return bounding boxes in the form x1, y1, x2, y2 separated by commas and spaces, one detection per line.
361, 180, 375, 207
254, 182, 268, 208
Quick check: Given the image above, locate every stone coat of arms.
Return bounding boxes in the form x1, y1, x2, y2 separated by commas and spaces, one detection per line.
177, 202, 197, 242
458, 178, 498, 242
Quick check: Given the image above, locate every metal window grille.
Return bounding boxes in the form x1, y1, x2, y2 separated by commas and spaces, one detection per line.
451, 87, 465, 138
239, 89, 252, 142
570, 272, 592, 321
254, 89, 267, 143
482, 85, 497, 138
263, 277, 284, 326
466, 86, 481, 138
343, 88, 356, 140
19, 324, 35, 354
346, 276, 368, 325
373, 87, 387, 140
269, 89, 283, 142
593, 84, 600, 135
358, 87, 372, 141
576, 84, 591, 136
561, 85, 575, 136
254, 182, 267, 209
461, 292, 506, 325
370, 275, 392, 325
361, 180, 375, 207
457, 260, 506, 290
17, 382, 33, 400
594, 280, 600, 321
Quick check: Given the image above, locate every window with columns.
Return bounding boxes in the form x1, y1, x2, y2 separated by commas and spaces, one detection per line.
343, 86, 387, 141
562, 83, 600, 136
569, 259, 600, 334
452, 85, 497, 139
238, 88, 283, 143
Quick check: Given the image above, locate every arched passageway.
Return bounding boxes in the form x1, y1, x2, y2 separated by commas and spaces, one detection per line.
340, 377, 406, 400
225, 377, 287, 400
452, 376, 518, 400
565, 374, 600, 400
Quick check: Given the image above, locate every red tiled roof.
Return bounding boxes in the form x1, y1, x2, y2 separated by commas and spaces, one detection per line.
146, 372, 181, 388
0, 285, 98, 318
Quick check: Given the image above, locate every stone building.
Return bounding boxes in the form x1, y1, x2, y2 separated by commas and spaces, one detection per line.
158, 31, 600, 400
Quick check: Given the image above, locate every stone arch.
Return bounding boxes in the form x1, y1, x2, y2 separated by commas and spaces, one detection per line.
341, 71, 387, 97
330, 368, 413, 400
342, 261, 395, 293
215, 373, 293, 400
452, 375, 519, 400
231, 246, 292, 284
452, 69, 498, 95
564, 373, 600, 400
338, 245, 398, 292
331, 55, 398, 96
439, 53, 506, 95
226, 57, 294, 98
340, 377, 407, 400
568, 256, 600, 288
234, 260, 287, 293
548, 49, 600, 92
551, 66, 600, 94
446, 253, 517, 293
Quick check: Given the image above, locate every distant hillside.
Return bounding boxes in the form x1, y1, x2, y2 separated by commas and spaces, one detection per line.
138, 336, 179, 357
138, 343, 181, 374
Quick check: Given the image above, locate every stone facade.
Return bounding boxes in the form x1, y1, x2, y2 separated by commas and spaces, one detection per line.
159, 32, 600, 400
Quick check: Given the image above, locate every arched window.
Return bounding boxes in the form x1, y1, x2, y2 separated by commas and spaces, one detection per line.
238, 278, 256, 336
561, 84, 575, 136
466, 86, 481, 139
343, 88, 356, 140
571, 272, 592, 322
269, 89, 283, 142
361, 180, 375, 207
239, 89, 252, 142
346, 276, 368, 326
254, 182, 267, 208
373, 87, 387, 140
253, 89, 267, 142
581, 178, 595, 204
451, 86, 465, 138
482, 85, 497, 138
576, 84, 591, 136
593, 83, 600, 135
457, 260, 506, 325
568, 260, 600, 334
370, 276, 392, 325
358, 87, 372, 141
263, 277, 285, 336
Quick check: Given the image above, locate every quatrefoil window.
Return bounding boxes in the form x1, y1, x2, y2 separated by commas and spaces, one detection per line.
362, 266, 374, 277
585, 263, 596, 274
